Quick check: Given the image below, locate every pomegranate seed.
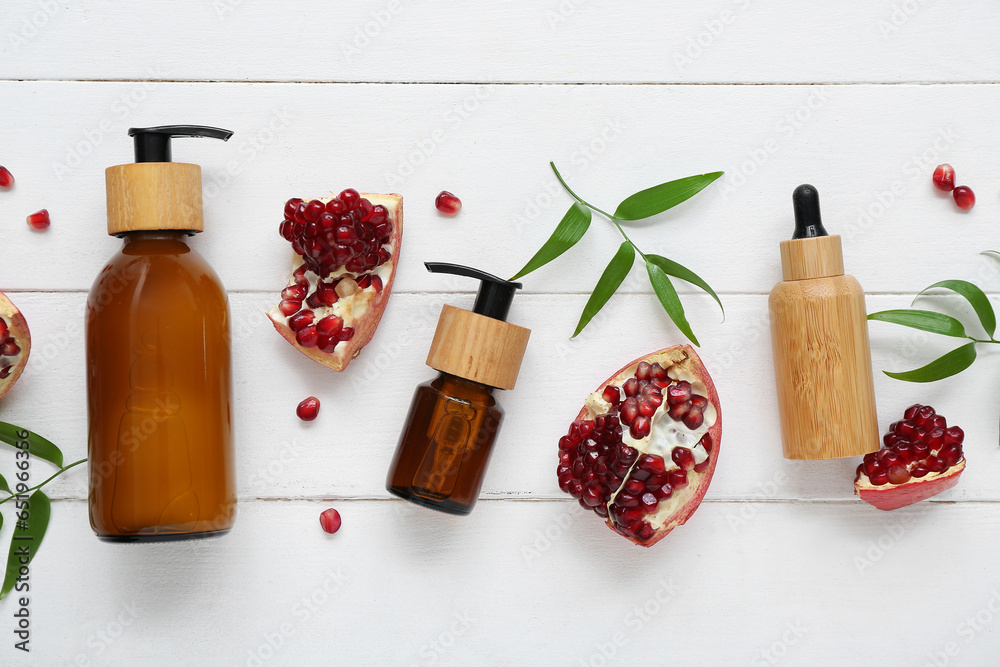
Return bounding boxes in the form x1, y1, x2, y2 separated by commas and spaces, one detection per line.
356, 274, 372, 289
886, 465, 911, 485
869, 470, 889, 486
953, 186, 975, 210
339, 189, 361, 209
620, 399, 638, 425
943, 426, 964, 446
279, 299, 302, 317
358, 198, 374, 221
666, 381, 692, 405
635, 361, 651, 381
640, 492, 658, 512
671, 447, 695, 470
317, 335, 339, 353
319, 508, 341, 533
1, 340, 19, 356
337, 327, 355, 341
371, 275, 383, 293
629, 416, 651, 439
668, 469, 687, 489
325, 198, 347, 216
296, 326, 319, 348
932, 164, 955, 191
282, 285, 307, 301
26, 209, 50, 230
0, 366, 10, 379
0, 319, 7, 339
0, 166, 13, 188
369, 205, 388, 225
435, 191, 462, 215
297, 396, 320, 422
284, 198, 303, 219
622, 378, 639, 397
316, 315, 344, 337
911, 465, 930, 478
602, 385, 621, 406
288, 310, 314, 333
682, 406, 704, 430
315, 282, 339, 307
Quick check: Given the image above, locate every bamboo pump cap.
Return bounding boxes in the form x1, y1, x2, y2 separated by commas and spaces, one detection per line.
105, 126, 234, 236
779, 184, 845, 281
424, 263, 531, 391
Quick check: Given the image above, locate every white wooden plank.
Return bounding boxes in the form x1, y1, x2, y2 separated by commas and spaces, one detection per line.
1, 82, 999, 294
2, 1, 998, 83
5, 291, 998, 503
5, 499, 1000, 666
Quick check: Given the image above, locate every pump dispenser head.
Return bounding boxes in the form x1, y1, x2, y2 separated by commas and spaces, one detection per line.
780, 184, 845, 281
424, 262, 531, 390
106, 125, 234, 236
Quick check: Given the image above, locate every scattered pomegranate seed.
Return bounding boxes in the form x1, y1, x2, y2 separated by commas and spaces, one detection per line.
296, 396, 320, 421
319, 508, 342, 534
435, 191, 462, 215
0, 166, 13, 189
932, 164, 955, 192
26, 209, 50, 231
953, 186, 975, 210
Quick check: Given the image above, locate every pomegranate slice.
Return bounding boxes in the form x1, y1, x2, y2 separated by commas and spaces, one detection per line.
558, 345, 722, 547
0, 291, 30, 401
267, 191, 402, 371
855, 404, 965, 511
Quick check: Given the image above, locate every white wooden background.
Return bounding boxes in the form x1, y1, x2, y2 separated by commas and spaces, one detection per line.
2, 1, 1000, 665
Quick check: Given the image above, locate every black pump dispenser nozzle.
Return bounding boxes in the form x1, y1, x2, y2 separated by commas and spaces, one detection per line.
425, 262, 522, 322
128, 125, 234, 163
791, 184, 828, 239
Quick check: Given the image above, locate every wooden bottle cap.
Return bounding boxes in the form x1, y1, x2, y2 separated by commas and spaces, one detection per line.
426, 304, 531, 390
105, 162, 204, 235
780, 234, 844, 281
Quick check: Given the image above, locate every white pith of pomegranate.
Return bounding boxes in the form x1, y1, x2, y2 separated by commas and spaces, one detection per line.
0, 291, 30, 401
558, 345, 722, 547
267, 191, 402, 372
855, 404, 966, 511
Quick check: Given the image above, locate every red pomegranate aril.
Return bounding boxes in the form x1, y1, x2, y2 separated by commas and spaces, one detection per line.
319, 508, 341, 533
279, 299, 302, 317
315, 282, 338, 307
371, 275, 383, 293
0, 366, 10, 379
682, 407, 704, 430
297, 396, 320, 421
304, 199, 325, 222
288, 310, 314, 333
370, 205, 388, 225
620, 399, 638, 424
284, 198, 303, 219
666, 381, 691, 405
940, 444, 962, 467
296, 325, 319, 348
896, 421, 916, 438
356, 274, 372, 290
622, 378, 639, 397
953, 186, 975, 210
869, 470, 889, 486
671, 447, 695, 470
325, 198, 347, 216
630, 417, 651, 439
932, 164, 956, 192
886, 465, 911, 485
358, 198, 374, 221
318, 212, 336, 229
339, 188, 361, 209
911, 465, 929, 478
943, 426, 964, 446
1, 341, 20, 357
582, 487, 603, 507
317, 335, 338, 353
26, 209, 50, 230
279, 220, 294, 241
316, 315, 344, 337
640, 492, 658, 512
334, 225, 356, 243
0, 166, 13, 188
337, 327, 355, 342
602, 385, 621, 405
0, 320, 7, 340
435, 190, 462, 215
282, 284, 307, 301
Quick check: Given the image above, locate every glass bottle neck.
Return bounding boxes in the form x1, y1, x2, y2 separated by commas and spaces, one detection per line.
121, 231, 192, 244
436, 372, 498, 396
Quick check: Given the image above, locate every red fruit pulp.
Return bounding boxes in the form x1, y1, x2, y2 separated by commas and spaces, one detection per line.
953, 186, 975, 210
855, 404, 965, 510
319, 508, 342, 534
435, 191, 462, 215
558, 345, 722, 547
932, 164, 955, 192
0, 291, 30, 401
0, 166, 13, 188
26, 209, 50, 230
296, 396, 320, 421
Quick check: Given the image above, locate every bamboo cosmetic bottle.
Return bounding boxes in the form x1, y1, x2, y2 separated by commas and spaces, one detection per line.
768, 185, 880, 460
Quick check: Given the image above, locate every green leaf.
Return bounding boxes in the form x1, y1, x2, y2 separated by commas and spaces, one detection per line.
0, 490, 51, 600
914, 279, 997, 339
573, 242, 635, 338
646, 253, 724, 319
867, 309, 968, 338
510, 202, 592, 281
884, 342, 977, 383
0, 423, 63, 468
0, 473, 9, 495
646, 260, 699, 346
614, 172, 724, 221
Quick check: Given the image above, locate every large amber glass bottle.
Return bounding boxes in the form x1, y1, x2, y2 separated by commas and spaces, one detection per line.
87, 126, 236, 542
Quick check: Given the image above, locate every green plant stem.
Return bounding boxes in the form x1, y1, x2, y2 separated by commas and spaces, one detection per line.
550, 162, 647, 260
0, 458, 86, 507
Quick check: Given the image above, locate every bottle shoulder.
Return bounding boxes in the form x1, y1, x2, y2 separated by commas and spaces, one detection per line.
89, 242, 227, 303
769, 274, 865, 301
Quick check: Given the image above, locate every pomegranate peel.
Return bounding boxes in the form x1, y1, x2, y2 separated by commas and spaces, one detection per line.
559, 345, 722, 547
0, 291, 30, 401
267, 192, 402, 371
854, 404, 966, 511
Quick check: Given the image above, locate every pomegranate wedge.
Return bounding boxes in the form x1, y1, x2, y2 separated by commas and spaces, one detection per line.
855, 403, 966, 511
0, 291, 30, 401
267, 190, 402, 371
558, 345, 722, 547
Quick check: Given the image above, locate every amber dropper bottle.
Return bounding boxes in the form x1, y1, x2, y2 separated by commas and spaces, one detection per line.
87, 125, 237, 542
386, 262, 531, 515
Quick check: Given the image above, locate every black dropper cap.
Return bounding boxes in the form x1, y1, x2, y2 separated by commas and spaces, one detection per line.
128, 125, 234, 163
425, 262, 522, 321
791, 184, 828, 239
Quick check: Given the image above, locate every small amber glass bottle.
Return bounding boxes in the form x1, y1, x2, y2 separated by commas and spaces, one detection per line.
87, 126, 237, 542
386, 263, 530, 515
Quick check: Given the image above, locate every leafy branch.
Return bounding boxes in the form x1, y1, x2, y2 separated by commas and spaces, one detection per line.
511, 162, 724, 345
868, 255, 1000, 445
0, 422, 79, 599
